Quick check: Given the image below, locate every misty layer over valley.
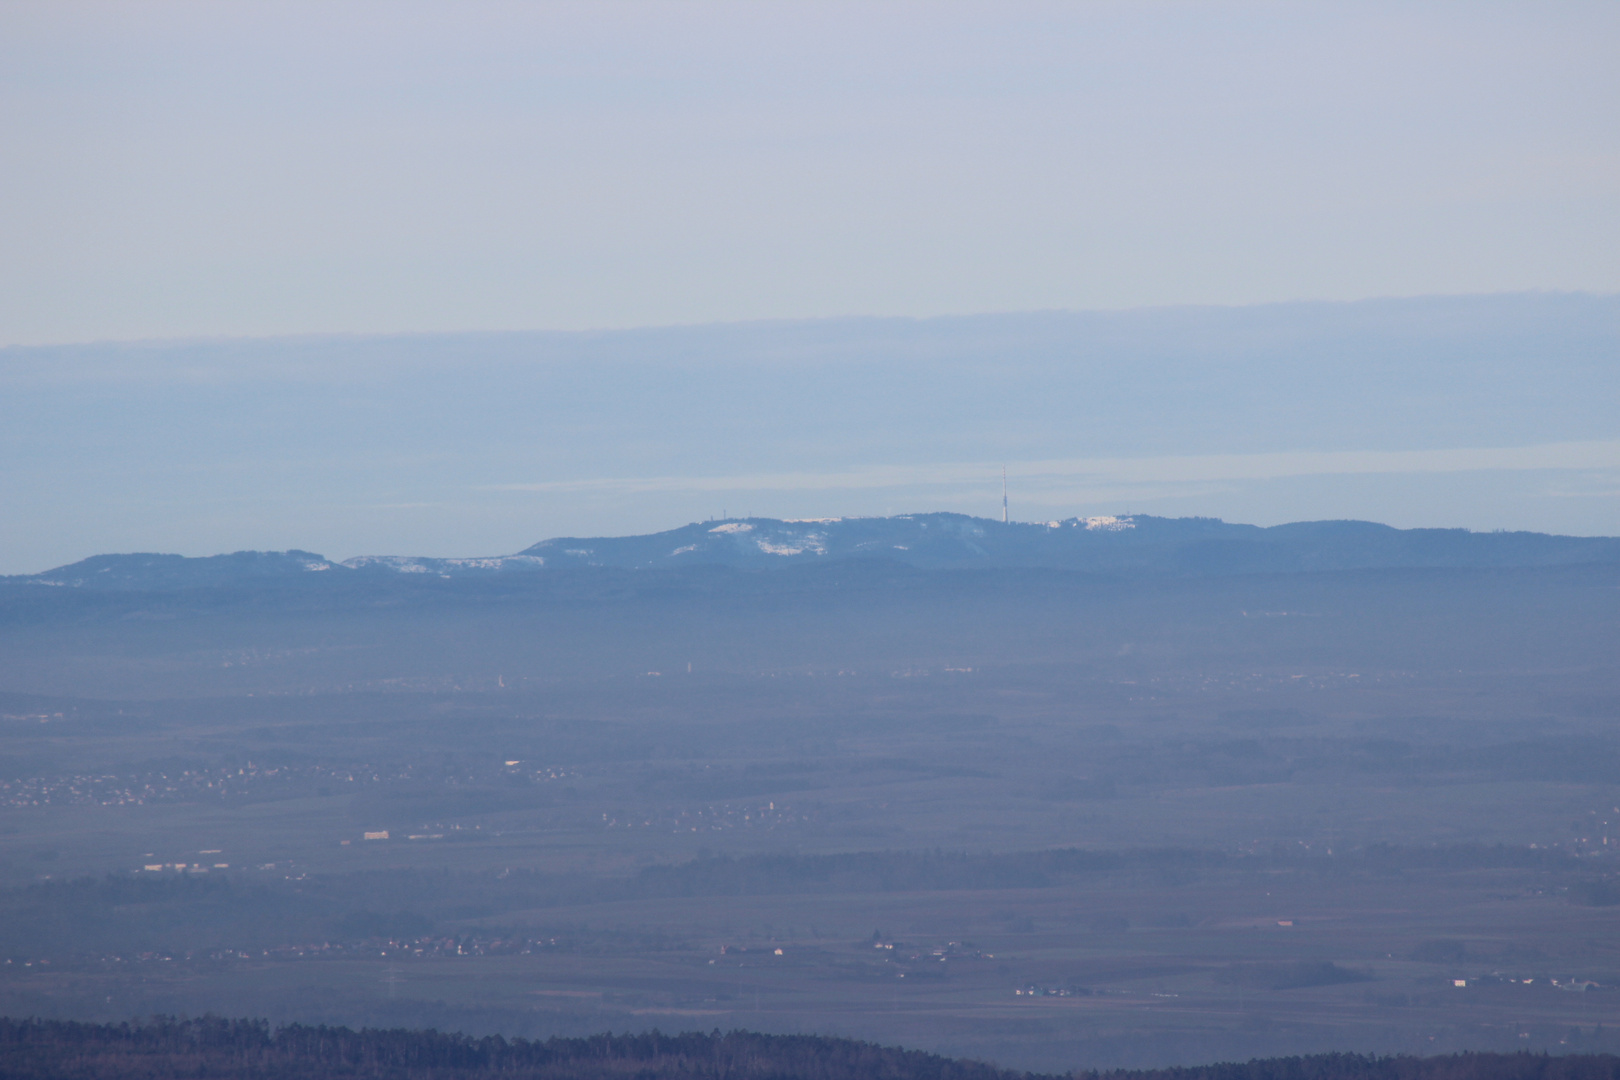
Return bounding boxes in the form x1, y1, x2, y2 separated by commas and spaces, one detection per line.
1, 514, 1617, 1070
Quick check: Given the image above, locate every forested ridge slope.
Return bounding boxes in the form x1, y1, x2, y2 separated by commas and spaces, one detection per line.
12, 514, 1620, 588
0, 1019, 1617, 1080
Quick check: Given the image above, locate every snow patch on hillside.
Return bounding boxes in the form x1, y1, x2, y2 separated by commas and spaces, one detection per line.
343, 554, 545, 572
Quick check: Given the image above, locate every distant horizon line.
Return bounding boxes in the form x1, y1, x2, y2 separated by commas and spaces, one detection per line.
3, 289, 1612, 353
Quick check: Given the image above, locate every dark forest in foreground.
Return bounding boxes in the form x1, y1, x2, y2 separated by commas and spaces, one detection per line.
1, 1018, 1618, 1080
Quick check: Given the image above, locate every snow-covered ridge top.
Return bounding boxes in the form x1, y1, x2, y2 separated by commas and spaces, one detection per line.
1037, 516, 1135, 531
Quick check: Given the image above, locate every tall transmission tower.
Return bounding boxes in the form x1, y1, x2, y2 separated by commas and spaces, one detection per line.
1002, 466, 1008, 524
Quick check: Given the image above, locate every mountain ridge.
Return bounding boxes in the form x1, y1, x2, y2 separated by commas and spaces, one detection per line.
9, 513, 1620, 590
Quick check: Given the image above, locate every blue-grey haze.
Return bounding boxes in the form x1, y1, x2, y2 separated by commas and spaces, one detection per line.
1, 293, 1616, 574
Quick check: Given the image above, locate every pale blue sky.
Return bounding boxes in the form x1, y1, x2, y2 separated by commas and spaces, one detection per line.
2, 1, 1617, 343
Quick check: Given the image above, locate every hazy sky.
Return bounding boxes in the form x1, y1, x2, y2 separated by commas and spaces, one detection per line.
2, 4, 1618, 569
2, 1, 1618, 344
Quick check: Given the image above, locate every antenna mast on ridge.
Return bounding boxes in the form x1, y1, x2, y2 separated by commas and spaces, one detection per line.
1002, 466, 1008, 524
